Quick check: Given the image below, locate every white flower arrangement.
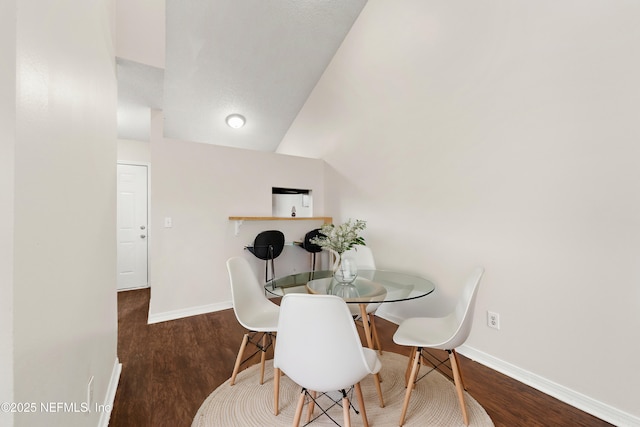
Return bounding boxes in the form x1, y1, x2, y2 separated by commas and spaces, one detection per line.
310, 219, 367, 255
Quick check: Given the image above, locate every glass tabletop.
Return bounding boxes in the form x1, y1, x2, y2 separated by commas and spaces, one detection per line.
265, 269, 435, 304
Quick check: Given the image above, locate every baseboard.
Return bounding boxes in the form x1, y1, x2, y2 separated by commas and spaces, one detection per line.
375, 310, 403, 326
98, 358, 122, 427
117, 284, 149, 292
458, 345, 640, 427
147, 301, 233, 324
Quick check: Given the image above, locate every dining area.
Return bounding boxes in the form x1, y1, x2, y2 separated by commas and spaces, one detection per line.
98, 2, 640, 425
217, 219, 487, 426
111, 281, 611, 427
109, 214, 620, 427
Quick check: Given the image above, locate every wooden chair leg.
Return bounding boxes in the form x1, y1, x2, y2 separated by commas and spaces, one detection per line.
342, 395, 351, 427
292, 389, 306, 427
230, 334, 249, 386
354, 382, 370, 427
404, 346, 417, 387
451, 349, 466, 390
273, 367, 280, 416
259, 333, 267, 385
399, 347, 421, 426
449, 350, 469, 426
359, 304, 374, 349
373, 373, 385, 407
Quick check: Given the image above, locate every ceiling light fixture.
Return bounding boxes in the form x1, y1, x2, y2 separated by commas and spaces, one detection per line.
226, 114, 246, 129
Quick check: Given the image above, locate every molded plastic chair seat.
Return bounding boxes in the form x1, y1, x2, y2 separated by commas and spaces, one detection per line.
273, 293, 383, 426
227, 256, 280, 387
393, 315, 461, 347
393, 266, 484, 426
362, 347, 383, 375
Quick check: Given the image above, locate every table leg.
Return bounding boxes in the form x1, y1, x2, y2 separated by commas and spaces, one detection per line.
359, 304, 374, 349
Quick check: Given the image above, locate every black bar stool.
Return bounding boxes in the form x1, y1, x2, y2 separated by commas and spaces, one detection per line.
247, 230, 285, 283
301, 228, 323, 271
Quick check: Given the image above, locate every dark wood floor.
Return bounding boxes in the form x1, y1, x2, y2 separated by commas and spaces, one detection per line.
110, 288, 612, 427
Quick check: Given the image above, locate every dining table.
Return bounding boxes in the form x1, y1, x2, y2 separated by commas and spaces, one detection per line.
265, 269, 436, 350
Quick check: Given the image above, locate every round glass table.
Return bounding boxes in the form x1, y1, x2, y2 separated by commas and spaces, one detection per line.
266, 269, 436, 349
266, 269, 435, 303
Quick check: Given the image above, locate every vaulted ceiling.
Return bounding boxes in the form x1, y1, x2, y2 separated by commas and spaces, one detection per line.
117, 0, 367, 152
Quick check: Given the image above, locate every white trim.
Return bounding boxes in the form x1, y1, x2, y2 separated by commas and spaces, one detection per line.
375, 310, 403, 326
458, 345, 640, 427
147, 301, 233, 324
98, 358, 122, 427
117, 284, 150, 293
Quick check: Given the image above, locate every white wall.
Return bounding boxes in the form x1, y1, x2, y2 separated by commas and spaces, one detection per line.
0, 0, 16, 423
8, 1, 119, 426
279, 0, 640, 424
147, 112, 328, 321
115, 0, 165, 68
117, 138, 151, 164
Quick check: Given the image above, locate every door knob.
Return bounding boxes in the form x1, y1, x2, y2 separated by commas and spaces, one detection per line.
140, 234, 146, 239
140, 225, 146, 230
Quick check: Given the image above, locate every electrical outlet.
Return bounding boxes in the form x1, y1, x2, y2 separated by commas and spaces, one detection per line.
487, 311, 500, 330
87, 376, 94, 407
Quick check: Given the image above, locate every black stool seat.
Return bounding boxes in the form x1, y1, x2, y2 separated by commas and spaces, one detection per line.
301, 228, 323, 271
247, 230, 285, 282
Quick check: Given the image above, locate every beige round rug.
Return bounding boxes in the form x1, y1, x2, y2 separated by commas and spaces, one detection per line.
192, 352, 494, 426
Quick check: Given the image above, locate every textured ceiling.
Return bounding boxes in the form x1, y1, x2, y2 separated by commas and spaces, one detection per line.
117, 0, 367, 152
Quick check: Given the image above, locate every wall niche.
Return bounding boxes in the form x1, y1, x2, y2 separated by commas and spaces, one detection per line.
272, 187, 312, 218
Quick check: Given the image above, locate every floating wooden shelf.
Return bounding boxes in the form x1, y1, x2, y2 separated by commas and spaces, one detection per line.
229, 216, 332, 235
228, 216, 332, 223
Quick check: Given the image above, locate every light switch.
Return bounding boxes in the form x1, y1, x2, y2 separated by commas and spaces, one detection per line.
164, 217, 172, 228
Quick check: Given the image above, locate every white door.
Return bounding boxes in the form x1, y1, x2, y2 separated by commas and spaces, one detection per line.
117, 163, 148, 290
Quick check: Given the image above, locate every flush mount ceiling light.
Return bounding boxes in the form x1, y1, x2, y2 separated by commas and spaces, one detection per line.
226, 114, 246, 129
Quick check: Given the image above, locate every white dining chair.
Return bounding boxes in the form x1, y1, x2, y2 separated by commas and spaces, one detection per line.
273, 293, 383, 426
226, 256, 280, 386
335, 246, 383, 353
392, 266, 484, 426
